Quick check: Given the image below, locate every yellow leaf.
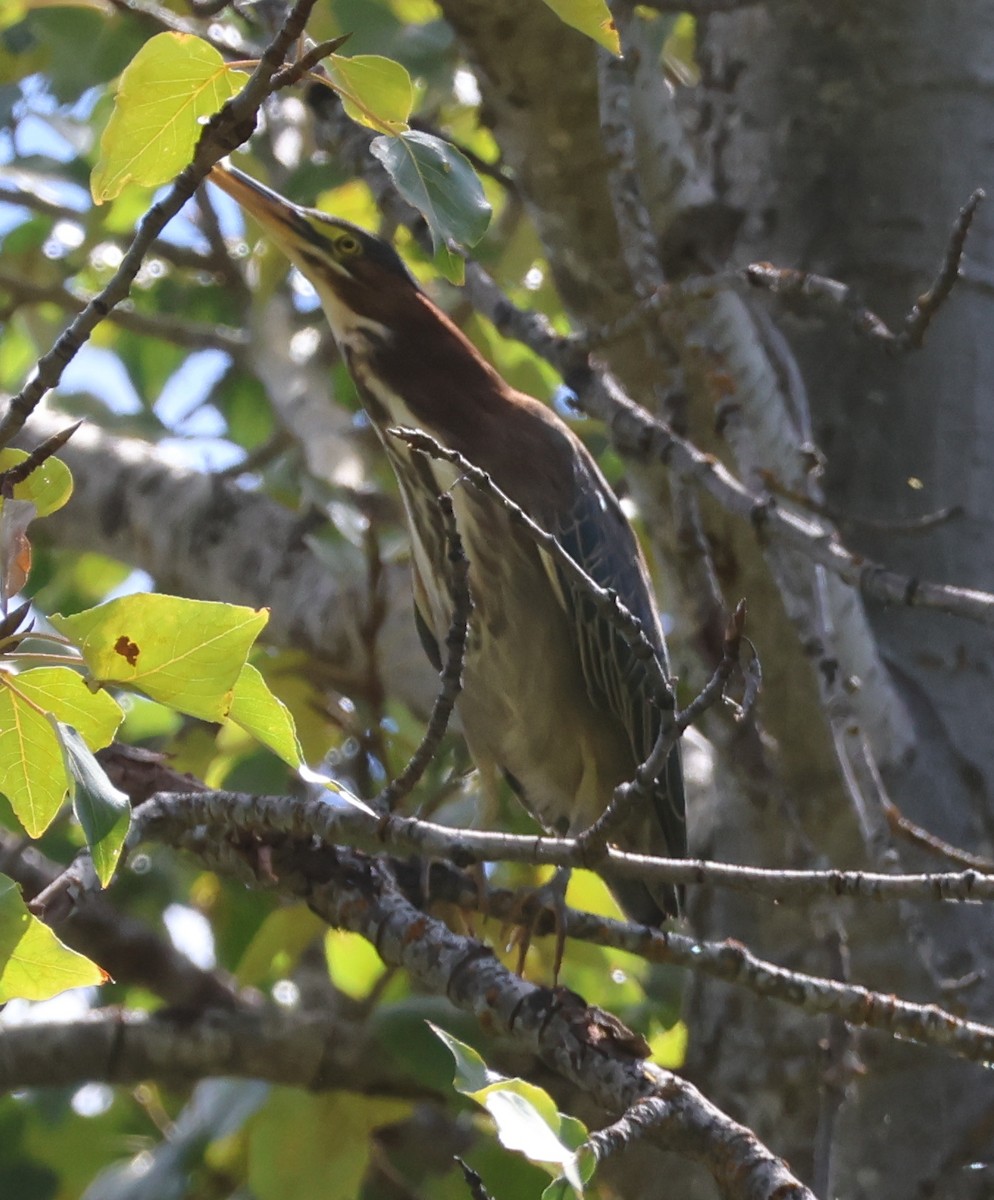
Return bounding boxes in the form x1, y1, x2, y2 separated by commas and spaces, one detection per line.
14, 666, 123, 750
647, 1018, 688, 1068
228, 663, 303, 769
0, 876, 104, 1001
0, 446, 72, 516
51, 594, 268, 722
540, 0, 620, 54
92, 32, 248, 203
0, 678, 70, 836
328, 54, 413, 134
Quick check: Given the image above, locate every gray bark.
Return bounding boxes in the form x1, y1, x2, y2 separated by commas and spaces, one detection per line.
436, 1, 994, 1195
695, 2, 994, 1195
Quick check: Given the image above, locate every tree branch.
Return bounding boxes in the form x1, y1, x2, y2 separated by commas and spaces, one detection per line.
0, 1007, 436, 1098
32, 788, 994, 928
152, 820, 818, 1199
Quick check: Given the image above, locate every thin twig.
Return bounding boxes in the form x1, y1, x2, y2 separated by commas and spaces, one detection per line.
35, 778, 994, 926
405, 866, 994, 1069
267, 34, 353, 91
0, 421, 81, 493
117, 793, 994, 1070
900, 189, 985, 349
745, 262, 897, 341
756, 471, 963, 536
129, 790, 994, 906
882, 797, 994, 873
743, 189, 983, 351
455, 1159, 494, 1200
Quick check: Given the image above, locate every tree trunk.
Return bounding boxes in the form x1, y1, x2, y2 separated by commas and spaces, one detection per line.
696, 3, 994, 1195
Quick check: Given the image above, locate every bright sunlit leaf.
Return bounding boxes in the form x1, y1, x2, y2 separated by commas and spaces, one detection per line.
0, 874, 105, 1001
540, 0, 620, 54
0, 1, 26, 31
647, 1018, 689, 1068
324, 928, 388, 999
328, 53, 413, 134
51, 594, 269, 722
91, 32, 248, 202
0, 675, 70, 836
431, 1025, 588, 1191
0, 447, 73, 516
14, 666, 123, 750
228, 663, 303, 770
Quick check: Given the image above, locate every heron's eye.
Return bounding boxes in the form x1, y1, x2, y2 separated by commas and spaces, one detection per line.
334, 232, 362, 257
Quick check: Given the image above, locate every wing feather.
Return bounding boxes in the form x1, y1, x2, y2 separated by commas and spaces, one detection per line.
543, 450, 688, 914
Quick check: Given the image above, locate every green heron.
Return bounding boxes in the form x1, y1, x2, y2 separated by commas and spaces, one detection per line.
209, 164, 686, 924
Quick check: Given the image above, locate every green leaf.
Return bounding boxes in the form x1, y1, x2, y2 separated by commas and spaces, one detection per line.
431, 1025, 586, 1190
432, 241, 465, 286
539, 0, 620, 54
0, 675, 70, 836
0, 874, 104, 1001
236, 905, 325, 988
324, 929, 388, 999
647, 1017, 688, 1068
14, 666, 123, 750
91, 31, 248, 203
50, 594, 269, 722
56, 723, 130, 887
369, 130, 491, 250
328, 53, 413, 134
430, 1023, 495, 1092
0, 447, 73, 516
248, 1090, 411, 1200
228, 663, 303, 769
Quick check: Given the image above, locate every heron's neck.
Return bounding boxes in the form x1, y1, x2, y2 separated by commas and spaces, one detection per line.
321, 288, 511, 446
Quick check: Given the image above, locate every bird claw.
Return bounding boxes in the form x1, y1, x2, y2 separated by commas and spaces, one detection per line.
507, 866, 572, 983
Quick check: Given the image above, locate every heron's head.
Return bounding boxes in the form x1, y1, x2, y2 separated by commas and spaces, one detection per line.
209, 164, 419, 340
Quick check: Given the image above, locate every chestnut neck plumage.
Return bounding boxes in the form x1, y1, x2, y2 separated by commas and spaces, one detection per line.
313, 276, 516, 453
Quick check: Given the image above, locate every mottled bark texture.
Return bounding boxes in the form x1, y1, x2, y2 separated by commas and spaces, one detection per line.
438, 2, 994, 1197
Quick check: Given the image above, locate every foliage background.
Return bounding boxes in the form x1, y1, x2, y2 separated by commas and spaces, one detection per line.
1, 1, 994, 1198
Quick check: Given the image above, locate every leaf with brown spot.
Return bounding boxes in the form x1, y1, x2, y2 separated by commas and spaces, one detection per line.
114, 635, 140, 666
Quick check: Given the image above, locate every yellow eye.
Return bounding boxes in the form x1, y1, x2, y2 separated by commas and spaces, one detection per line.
334, 232, 361, 257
